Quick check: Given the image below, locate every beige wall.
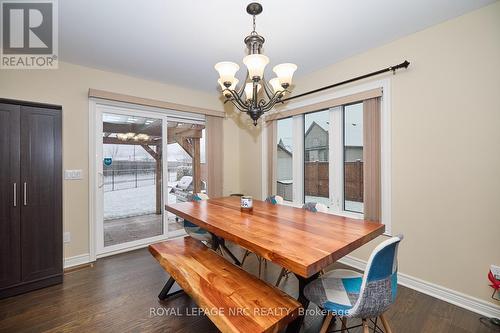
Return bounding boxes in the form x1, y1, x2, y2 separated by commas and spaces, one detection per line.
0, 61, 241, 258
236, 2, 500, 305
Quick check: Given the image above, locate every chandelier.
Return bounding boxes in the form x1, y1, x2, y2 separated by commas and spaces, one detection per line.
214, 2, 297, 126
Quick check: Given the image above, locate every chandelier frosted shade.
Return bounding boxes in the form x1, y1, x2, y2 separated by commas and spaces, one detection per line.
269, 78, 284, 94
243, 54, 269, 79
214, 62, 240, 85
244, 82, 261, 100
273, 63, 298, 86
218, 78, 239, 92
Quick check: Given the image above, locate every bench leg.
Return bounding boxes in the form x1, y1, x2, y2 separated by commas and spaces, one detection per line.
285, 272, 320, 333
158, 277, 184, 300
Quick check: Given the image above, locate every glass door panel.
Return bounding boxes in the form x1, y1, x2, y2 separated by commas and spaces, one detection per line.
166, 120, 206, 234
98, 111, 167, 253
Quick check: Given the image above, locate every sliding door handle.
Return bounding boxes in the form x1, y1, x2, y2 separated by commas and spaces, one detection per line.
13, 183, 17, 207
23, 182, 27, 206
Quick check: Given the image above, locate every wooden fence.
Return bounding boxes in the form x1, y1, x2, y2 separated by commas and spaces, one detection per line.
304, 161, 363, 202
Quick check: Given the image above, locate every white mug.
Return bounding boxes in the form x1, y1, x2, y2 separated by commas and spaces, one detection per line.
240, 196, 253, 209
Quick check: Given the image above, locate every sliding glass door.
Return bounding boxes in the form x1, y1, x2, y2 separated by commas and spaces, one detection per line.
93, 102, 207, 257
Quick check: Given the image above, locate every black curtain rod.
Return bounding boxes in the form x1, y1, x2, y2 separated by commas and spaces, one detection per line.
282, 60, 410, 103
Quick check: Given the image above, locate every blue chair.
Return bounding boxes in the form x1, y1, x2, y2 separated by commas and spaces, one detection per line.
265, 194, 284, 205
275, 201, 329, 286
183, 193, 212, 243
304, 235, 403, 333
241, 195, 283, 278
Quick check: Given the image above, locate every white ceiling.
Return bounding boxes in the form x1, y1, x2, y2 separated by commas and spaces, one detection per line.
60, 0, 495, 93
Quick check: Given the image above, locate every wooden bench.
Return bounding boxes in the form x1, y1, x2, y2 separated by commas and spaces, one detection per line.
149, 237, 302, 333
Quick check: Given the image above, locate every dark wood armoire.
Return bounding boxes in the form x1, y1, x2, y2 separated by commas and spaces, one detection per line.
0, 99, 62, 299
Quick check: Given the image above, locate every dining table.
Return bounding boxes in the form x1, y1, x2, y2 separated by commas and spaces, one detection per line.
166, 196, 385, 332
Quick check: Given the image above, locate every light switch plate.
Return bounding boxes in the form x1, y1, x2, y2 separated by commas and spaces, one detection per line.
64, 169, 83, 180
63, 232, 71, 243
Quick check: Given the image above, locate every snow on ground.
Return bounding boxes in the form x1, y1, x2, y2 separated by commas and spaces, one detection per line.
305, 195, 364, 214
104, 184, 178, 220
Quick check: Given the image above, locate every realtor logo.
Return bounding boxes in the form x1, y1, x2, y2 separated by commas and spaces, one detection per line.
1, 0, 58, 69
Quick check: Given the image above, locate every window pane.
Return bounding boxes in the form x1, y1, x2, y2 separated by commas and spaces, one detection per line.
304, 110, 329, 206
167, 121, 206, 233
276, 118, 293, 202
102, 113, 163, 247
343, 103, 364, 213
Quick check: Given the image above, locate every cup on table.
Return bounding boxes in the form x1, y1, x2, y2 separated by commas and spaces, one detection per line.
240, 196, 253, 211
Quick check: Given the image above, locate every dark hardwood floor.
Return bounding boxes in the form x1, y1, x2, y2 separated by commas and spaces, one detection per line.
0, 245, 498, 333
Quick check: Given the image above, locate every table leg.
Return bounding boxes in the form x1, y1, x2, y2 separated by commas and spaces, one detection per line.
210, 233, 242, 266
219, 239, 242, 266
286, 272, 320, 333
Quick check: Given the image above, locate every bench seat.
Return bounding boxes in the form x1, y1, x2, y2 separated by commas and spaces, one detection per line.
149, 237, 301, 333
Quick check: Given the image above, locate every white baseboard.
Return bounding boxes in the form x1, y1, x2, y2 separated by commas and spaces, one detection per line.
338, 255, 500, 319
64, 253, 91, 269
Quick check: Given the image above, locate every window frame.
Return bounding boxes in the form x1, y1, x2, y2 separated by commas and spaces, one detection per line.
264, 79, 391, 234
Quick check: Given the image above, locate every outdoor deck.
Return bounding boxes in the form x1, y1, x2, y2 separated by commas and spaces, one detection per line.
104, 213, 183, 247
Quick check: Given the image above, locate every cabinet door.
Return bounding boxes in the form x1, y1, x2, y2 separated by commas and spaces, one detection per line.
0, 103, 21, 288
20, 106, 62, 281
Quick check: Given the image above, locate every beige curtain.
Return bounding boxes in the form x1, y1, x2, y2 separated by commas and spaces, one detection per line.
363, 98, 381, 221
266, 121, 277, 196
206, 116, 223, 198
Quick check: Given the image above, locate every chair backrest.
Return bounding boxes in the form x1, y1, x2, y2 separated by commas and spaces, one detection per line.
265, 195, 284, 205
348, 235, 403, 318
302, 202, 329, 213
196, 193, 210, 201
177, 176, 193, 190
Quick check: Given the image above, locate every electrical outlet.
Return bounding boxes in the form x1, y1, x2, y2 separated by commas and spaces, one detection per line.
64, 169, 83, 180
63, 232, 71, 243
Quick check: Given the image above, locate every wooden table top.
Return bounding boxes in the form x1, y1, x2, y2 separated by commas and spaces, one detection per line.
166, 196, 385, 278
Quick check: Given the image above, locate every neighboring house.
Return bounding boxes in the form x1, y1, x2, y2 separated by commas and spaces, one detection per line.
303, 121, 363, 162
304, 121, 329, 162
345, 146, 363, 162
277, 139, 292, 181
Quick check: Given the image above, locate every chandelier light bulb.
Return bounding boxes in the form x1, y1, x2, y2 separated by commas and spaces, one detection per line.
273, 63, 297, 86
214, 62, 240, 86
243, 54, 269, 80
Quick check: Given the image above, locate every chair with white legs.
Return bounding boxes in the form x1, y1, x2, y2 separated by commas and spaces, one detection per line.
241, 195, 283, 278
275, 202, 329, 287
304, 235, 403, 333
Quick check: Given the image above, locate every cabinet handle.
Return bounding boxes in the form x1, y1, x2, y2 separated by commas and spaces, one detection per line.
23, 182, 27, 206
13, 183, 17, 207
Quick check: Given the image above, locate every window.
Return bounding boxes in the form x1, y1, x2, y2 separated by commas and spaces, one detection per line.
343, 103, 364, 213
276, 118, 293, 202
304, 109, 329, 205
272, 100, 379, 219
